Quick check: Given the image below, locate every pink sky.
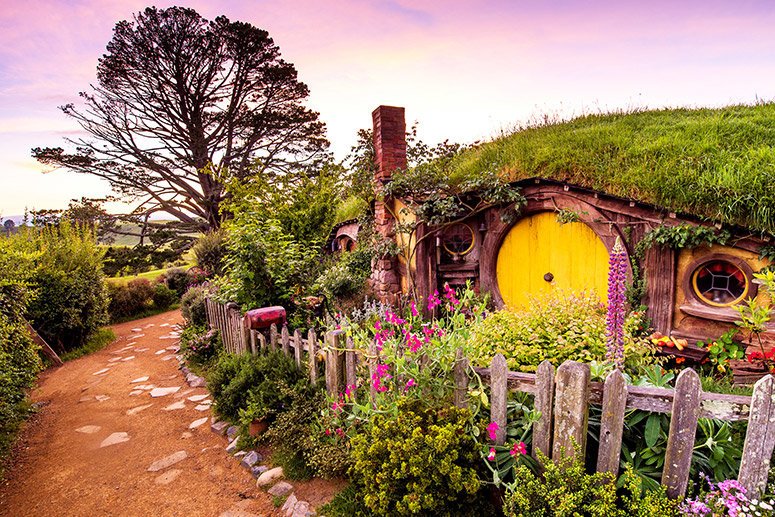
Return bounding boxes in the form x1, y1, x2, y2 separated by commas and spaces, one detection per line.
2, 0, 775, 215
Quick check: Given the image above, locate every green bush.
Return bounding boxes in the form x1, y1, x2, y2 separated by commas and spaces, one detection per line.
23, 222, 109, 352
181, 285, 209, 327
208, 349, 308, 424
503, 454, 679, 517
164, 268, 190, 297
0, 238, 43, 469
152, 283, 177, 310
467, 290, 653, 373
349, 399, 482, 516
192, 230, 225, 276
108, 278, 155, 319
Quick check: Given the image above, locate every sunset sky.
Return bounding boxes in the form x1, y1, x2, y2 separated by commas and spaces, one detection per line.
1, 0, 775, 216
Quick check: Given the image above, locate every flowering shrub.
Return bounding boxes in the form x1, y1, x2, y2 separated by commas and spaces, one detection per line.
681, 476, 775, 516
467, 290, 654, 373
179, 324, 220, 364
349, 399, 483, 515
503, 454, 680, 517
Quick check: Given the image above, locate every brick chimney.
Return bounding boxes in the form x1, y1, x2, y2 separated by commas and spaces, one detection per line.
371, 106, 406, 303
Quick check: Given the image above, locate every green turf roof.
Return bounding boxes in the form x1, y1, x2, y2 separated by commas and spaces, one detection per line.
448, 103, 775, 233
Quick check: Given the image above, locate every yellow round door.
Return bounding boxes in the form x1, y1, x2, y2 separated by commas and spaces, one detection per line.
496, 212, 610, 308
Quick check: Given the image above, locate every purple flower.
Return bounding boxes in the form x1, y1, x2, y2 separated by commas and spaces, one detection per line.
606, 237, 628, 370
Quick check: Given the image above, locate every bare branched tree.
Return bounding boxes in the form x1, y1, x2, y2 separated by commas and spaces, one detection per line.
33, 7, 329, 232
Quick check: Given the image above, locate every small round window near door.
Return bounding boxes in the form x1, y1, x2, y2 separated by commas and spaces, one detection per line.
691, 259, 749, 307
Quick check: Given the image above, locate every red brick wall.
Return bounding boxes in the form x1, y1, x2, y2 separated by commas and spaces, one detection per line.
371, 106, 407, 303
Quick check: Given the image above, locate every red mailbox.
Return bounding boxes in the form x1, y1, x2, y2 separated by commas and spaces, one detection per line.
245, 306, 286, 330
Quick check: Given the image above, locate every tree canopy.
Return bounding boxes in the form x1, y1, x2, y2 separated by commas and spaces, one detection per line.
33, 7, 329, 232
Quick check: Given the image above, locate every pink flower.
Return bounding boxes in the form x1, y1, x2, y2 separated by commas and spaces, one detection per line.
427, 290, 441, 311
443, 283, 460, 306
410, 301, 419, 317
405, 332, 423, 353
404, 378, 416, 392
372, 362, 391, 392
487, 421, 499, 441
345, 384, 356, 398
509, 441, 527, 456
335, 428, 344, 438
487, 448, 496, 461
325, 429, 331, 436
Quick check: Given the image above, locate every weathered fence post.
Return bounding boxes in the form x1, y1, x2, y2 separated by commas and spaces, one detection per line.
453, 347, 468, 409
325, 331, 344, 395
552, 361, 590, 461
293, 329, 303, 367
241, 317, 250, 354
662, 368, 701, 499
490, 354, 508, 445
249, 329, 257, 355
532, 360, 555, 461
269, 324, 278, 351
738, 375, 775, 498
345, 336, 357, 390
596, 368, 627, 476
281, 325, 290, 357
257, 332, 266, 352
307, 329, 318, 384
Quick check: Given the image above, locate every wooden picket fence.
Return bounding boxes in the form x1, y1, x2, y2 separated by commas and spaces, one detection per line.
204, 299, 775, 500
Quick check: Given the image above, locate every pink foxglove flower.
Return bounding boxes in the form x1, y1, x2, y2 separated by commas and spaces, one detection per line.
606, 237, 628, 370
487, 447, 496, 461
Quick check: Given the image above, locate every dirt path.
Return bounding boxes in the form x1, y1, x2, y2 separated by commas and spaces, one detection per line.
0, 311, 293, 517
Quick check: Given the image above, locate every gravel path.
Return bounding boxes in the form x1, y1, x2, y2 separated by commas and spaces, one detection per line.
0, 311, 281, 517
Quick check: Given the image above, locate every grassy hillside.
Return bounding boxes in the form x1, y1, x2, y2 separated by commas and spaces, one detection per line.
449, 103, 775, 233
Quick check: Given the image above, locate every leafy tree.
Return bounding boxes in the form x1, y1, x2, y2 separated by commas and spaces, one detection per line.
33, 6, 329, 232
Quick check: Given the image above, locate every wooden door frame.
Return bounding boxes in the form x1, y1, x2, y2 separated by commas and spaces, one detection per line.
480, 190, 629, 308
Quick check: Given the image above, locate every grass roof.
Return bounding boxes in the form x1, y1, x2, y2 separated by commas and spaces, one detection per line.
449, 103, 775, 233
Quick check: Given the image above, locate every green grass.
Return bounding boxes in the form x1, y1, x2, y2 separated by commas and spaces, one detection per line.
700, 374, 754, 397
333, 196, 368, 225
59, 328, 117, 362
318, 484, 370, 516
449, 102, 775, 233
107, 266, 179, 286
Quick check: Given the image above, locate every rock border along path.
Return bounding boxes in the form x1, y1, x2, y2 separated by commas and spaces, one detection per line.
0, 311, 282, 517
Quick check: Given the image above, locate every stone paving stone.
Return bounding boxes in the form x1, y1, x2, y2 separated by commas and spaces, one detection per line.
194, 404, 211, 411
256, 466, 283, 487
128, 333, 145, 340
211, 421, 229, 435
161, 355, 176, 361
94, 395, 110, 402
108, 357, 123, 363
129, 390, 143, 396
250, 465, 268, 478
281, 494, 297, 514
100, 432, 129, 447
134, 384, 155, 391
189, 417, 209, 429
155, 350, 166, 355
75, 425, 101, 434
121, 356, 136, 362
225, 438, 239, 454
150, 386, 180, 397
268, 481, 293, 497
92, 368, 110, 376
163, 400, 186, 411
240, 451, 261, 469
131, 328, 142, 332
147, 450, 187, 472
154, 469, 181, 485
226, 426, 238, 440
180, 431, 193, 439
130, 376, 150, 383
134, 347, 149, 352
187, 394, 208, 402
126, 403, 153, 416
78, 396, 93, 403
174, 388, 195, 399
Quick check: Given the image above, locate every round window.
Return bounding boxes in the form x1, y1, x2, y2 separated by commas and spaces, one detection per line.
442, 224, 475, 256
691, 259, 749, 307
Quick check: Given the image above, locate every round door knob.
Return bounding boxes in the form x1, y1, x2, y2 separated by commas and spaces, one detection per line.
544, 272, 554, 282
